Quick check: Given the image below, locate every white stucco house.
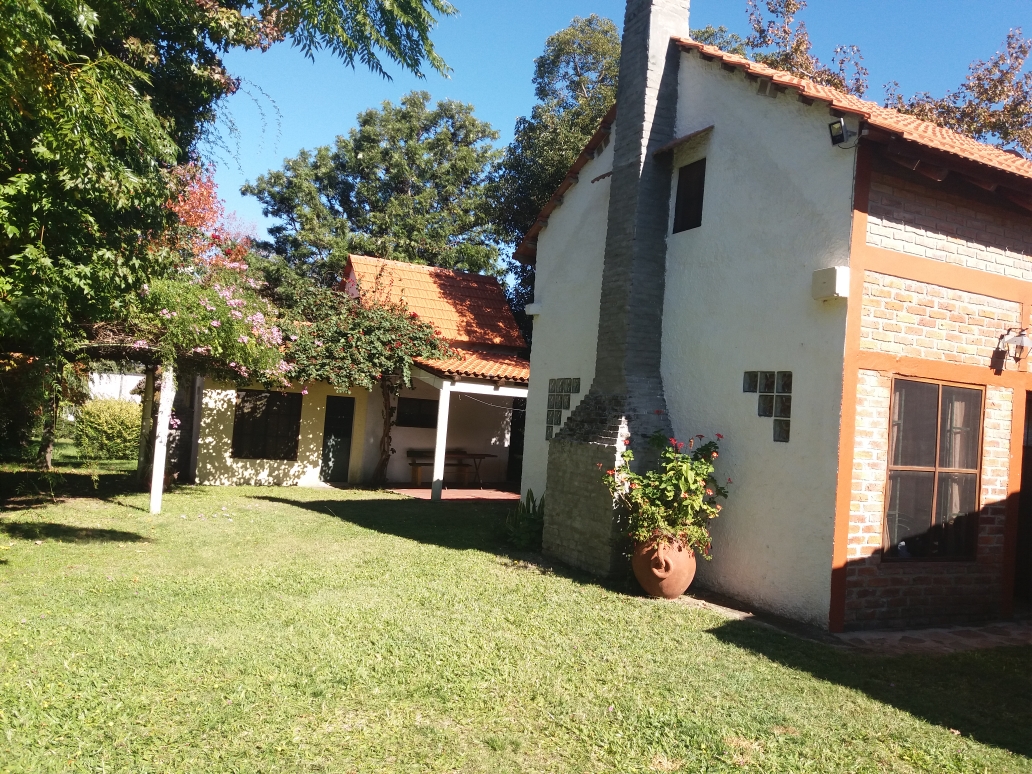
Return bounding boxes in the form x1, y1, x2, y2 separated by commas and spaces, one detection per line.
184, 256, 529, 497
521, 0, 1032, 631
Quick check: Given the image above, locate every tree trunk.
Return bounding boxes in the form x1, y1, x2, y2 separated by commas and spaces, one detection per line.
36, 390, 59, 471
371, 378, 395, 486
149, 363, 175, 514
137, 366, 156, 487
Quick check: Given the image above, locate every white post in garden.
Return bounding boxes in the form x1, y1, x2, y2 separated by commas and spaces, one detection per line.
136, 365, 155, 485
430, 380, 452, 501
149, 362, 175, 514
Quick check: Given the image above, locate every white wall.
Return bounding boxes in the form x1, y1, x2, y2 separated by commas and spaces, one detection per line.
521, 132, 615, 498
660, 51, 857, 626
385, 377, 512, 486
196, 380, 369, 486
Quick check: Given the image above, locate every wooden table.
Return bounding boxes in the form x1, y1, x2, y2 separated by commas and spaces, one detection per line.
407, 450, 498, 487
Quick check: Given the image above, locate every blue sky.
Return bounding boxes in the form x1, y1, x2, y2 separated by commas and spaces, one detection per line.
210, 0, 1032, 234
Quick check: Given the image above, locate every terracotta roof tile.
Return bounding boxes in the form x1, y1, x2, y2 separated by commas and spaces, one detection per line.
344, 255, 526, 349
515, 40, 1032, 264
415, 351, 530, 384
673, 38, 1032, 182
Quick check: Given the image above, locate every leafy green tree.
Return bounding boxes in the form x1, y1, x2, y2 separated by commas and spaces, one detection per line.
490, 15, 621, 340
744, 0, 867, 96
244, 91, 501, 280
2, 0, 455, 465
885, 29, 1032, 156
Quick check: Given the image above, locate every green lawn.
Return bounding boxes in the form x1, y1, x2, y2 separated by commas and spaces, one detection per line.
0, 473, 1029, 772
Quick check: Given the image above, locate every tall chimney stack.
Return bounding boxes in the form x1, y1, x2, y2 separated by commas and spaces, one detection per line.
543, 0, 690, 576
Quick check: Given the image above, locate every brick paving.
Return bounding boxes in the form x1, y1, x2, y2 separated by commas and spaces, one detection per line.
834, 620, 1032, 655
391, 488, 520, 501
678, 589, 1032, 655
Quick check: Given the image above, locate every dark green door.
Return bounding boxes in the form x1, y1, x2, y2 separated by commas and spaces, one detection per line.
321, 396, 355, 483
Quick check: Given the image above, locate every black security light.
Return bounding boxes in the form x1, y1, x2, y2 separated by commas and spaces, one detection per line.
828, 118, 857, 146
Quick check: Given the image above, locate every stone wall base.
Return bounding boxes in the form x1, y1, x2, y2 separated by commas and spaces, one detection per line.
542, 438, 624, 576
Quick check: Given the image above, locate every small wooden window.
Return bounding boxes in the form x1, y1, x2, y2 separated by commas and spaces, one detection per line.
396, 397, 438, 428
673, 158, 706, 233
884, 379, 983, 560
232, 390, 302, 461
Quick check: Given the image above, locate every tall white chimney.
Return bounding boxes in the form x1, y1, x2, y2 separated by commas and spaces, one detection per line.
543, 0, 691, 576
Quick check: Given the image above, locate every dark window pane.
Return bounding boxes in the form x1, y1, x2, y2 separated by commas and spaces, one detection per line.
545, 426, 553, 440
743, 372, 759, 392
773, 419, 790, 443
891, 380, 938, 468
396, 397, 438, 428
561, 394, 571, 410
560, 378, 571, 394
571, 378, 581, 394
776, 371, 793, 394
232, 390, 302, 461
548, 379, 556, 393
758, 395, 774, 417
547, 394, 556, 410
939, 387, 982, 470
759, 371, 776, 393
934, 472, 979, 558
884, 471, 935, 558
673, 158, 706, 233
775, 395, 792, 418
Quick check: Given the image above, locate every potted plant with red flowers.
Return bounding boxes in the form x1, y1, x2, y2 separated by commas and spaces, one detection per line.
602, 433, 729, 599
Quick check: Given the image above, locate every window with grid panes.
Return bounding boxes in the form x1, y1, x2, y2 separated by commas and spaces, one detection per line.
884, 379, 983, 560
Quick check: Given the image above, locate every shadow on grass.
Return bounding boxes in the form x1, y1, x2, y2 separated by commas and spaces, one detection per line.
0, 521, 148, 543
254, 495, 513, 553
709, 619, 1032, 758
0, 468, 140, 512
252, 495, 644, 595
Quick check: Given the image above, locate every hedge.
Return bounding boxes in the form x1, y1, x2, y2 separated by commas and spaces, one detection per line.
74, 400, 142, 460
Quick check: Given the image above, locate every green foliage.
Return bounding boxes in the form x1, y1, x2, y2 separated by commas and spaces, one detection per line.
505, 488, 545, 551
0, 356, 45, 459
0, 0, 179, 357
492, 15, 620, 251
1, 0, 456, 360
74, 399, 141, 460
691, 25, 747, 56
885, 29, 1032, 156
268, 268, 449, 394
602, 433, 729, 556
244, 91, 501, 279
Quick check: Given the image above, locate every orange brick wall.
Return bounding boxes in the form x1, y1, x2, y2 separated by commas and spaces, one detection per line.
860, 271, 1021, 364
844, 365, 1014, 629
866, 170, 1032, 281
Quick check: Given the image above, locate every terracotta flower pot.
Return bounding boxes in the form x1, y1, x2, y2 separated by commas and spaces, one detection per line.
631, 539, 697, 599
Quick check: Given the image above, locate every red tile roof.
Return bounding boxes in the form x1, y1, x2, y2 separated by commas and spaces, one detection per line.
514, 39, 1032, 264
415, 350, 530, 384
344, 255, 526, 349
673, 38, 1032, 182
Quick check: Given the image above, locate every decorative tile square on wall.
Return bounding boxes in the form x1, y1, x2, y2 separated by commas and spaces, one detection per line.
745, 370, 792, 441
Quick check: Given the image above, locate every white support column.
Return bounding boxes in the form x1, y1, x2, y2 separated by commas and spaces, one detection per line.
149, 362, 175, 514
431, 380, 453, 501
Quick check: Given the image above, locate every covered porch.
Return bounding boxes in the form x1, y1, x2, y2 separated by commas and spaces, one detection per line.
410, 352, 529, 501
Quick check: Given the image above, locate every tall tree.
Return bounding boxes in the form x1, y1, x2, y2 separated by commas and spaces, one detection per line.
490, 15, 621, 340
885, 28, 1032, 157
244, 91, 501, 280
1, 0, 456, 361
744, 0, 867, 96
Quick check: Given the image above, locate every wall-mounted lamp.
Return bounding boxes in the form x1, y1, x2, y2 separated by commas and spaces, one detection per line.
828, 118, 858, 147
1007, 328, 1032, 362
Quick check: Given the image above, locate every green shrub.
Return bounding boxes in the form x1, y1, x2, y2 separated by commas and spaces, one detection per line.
74, 400, 142, 460
505, 489, 545, 551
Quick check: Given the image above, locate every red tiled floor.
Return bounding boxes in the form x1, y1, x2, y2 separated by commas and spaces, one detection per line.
391, 488, 520, 501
